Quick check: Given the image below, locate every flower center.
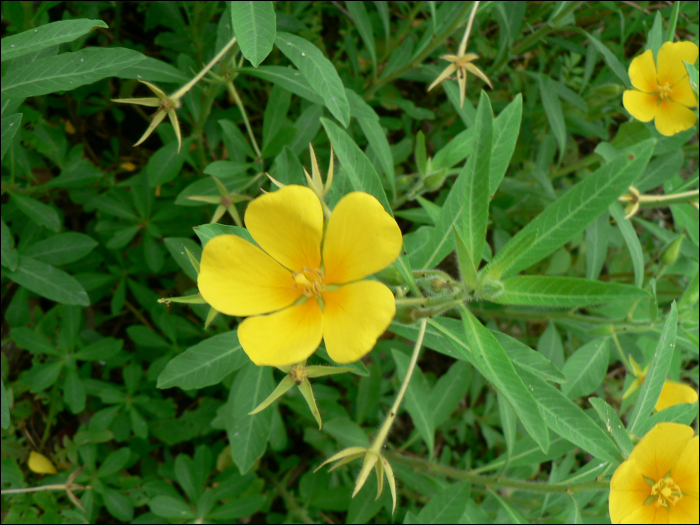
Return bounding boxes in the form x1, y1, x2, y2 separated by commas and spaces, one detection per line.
657, 82, 672, 101
292, 267, 326, 300
647, 474, 683, 509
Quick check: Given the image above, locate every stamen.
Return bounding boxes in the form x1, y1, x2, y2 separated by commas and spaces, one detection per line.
648, 474, 683, 509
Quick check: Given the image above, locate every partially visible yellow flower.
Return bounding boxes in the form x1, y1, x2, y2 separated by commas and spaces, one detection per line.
197, 185, 402, 367
656, 381, 699, 412
609, 422, 698, 524
28, 451, 57, 474
622, 41, 699, 136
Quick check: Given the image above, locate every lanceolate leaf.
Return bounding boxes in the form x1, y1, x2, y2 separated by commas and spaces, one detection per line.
6, 256, 89, 306
609, 202, 645, 288
493, 276, 650, 307
561, 338, 610, 399
239, 66, 324, 105
490, 139, 654, 278
490, 93, 523, 194
230, 1, 276, 68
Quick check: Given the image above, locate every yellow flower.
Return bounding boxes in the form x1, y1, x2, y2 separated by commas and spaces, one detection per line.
197, 185, 402, 367
655, 381, 699, 412
622, 41, 698, 137
609, 423, 698, 524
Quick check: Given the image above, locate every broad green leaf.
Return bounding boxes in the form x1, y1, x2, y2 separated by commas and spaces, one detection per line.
230, 1, 276, 68
431, 128, 473, 172
23, 233, 98, 266
538, 76, 566, 162
636, 150, 684, 193
103, 489, 134, 522
163, 237, 202, 282
321, 118, 391, 213
276, 32, 350, 127
106, 226, 140, 250
2, 47, 145, 99
1, 114, 22, 161
227, 363, 275, 474
6, 256, 89, 306
490, 139, 654, 278
483, 229, 538, 281
92, 194, 138, 221
239, 66, 324, 105
627, 302, 678, 436
157, 331, 249, 390
10, 194, 60, 233
324, 418, 370, 448
460, 91, 493, 275
346, 1, 376, 71
561, 338, 609, 399
493, 276, 650, 308
417, 480, 470, 524
583, 31, 630, 88
460, 306, 549, 453
455, 228, 477, 288
585, 211, 609, 280
96, 448, 131, 478
589, 397, 634, 458
492, 331, 567, 384
148, 140, 189, 187
27, 361, 64, 393
1, 19, 108, 62
74, 338, 123, 361
609, 202, 645, 288
517, 366, 624, 464
392, 349, 435, 457
207, 495, 266, 520
149, 496, 195, 520
1, 219, 18, 271
490, 93, 523, 193
429, 361, 470, 427
116, 56, 189, 84
1, 378, 9, 429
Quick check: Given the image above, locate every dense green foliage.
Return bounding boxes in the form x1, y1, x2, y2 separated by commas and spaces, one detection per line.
1, 1, 698, 524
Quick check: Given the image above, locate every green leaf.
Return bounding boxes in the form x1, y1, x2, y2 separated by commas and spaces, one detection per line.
346, 1, 376, 71
417, 480, 471, 524
227, 363, 275, 474
609, 203, 645, 288
637, 401, 699, 436
239, 65, 324, 105
627, 302, 678, 436
6, 256, 89, 306
490, 93, 522, 193
324, 418, 370, 448
27, 361, 64, 393
321, 117, 391, 213
149, 495, 195, 520
148, 140, 189, 187
63, 367, 86, 414
10, 194, 60, 233
493, 331, 567, 384
207, 495, 266, 520
262, 84, 291, 153
489, 139, 654, 278
431, 128, 473, 172
538, 76, 566, 162
1, 19, 107, 62
498, 392, 517, 460
12, 327, 59, 355
116, 56, 189, 84
460, 91, 493, 275
493, 276, 650, 308
392, 349, 435, 457
22, 233, 98, 266
276, 33, 350, 127
430, 360, 470, 427
106, 226, 140, 250
0, 379, 9, 429
483, 229, 538, 281
2, 47, 145, 99
460, 306, 549, 453
561, 338, 609, 399
1, 219, 19, 271
589, 397, 634, 458
158, 331, 249, 390
230, 1, 276, 68
635, 150, 684, 193
194, 223, 255, 246
583, 31, 630, 88
1, 114, 22, 162
74, 338, 123, 361
645, 12, 664, 58
103, 489, 134, 523
96, 448, 131, 478
585, 211, 609, 280
163, 237, 202, 282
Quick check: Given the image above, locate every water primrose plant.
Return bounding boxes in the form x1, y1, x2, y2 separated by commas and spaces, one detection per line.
1, 2, 699, 524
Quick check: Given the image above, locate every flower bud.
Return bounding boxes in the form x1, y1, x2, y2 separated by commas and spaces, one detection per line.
423, 168, 448, 191
660, 235, 684, 266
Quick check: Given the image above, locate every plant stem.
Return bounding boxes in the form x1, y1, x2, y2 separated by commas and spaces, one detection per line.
1, 484, 89, 495
637, 190, 699, 207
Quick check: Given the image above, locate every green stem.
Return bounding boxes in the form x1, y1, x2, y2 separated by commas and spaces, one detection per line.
637, 190, 699, 208
381, 2, 426, 63
1, 484, 89, 495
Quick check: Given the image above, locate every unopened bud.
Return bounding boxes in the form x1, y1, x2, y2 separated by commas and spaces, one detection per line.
423, 168, 448, 191
478, 278, 504, 300
660, 235, 684, 266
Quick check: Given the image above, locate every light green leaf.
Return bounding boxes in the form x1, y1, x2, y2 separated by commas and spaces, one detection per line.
627, 302, 678, 436
561, 338, 609, 399
231, 1, 276, 68
1, 19, 108, 62
583, 31, 630, 88
392, 349, 435, 457
276, 33, 350, 127
589, 397, 634, 458
494, 276, 650, 307
10, 193, 60, 233
585, 211, 609, 280
538, 75, 566, 162
637, 401, 699, 436
609, 202, 645, 288
493, 331, 567, 384
417, 480, 471, 524
1, 219, 18, 271
321, 117, 391, 213
498, 392, 517, 460
239, 65, 324, 105
6, 256, 89, 306
2, 47, 145, 99
23, 233, 98, 266
346, 1, 376, 71
324, 418, 370, 448
1, 378, 9, 429
157, 331, 249, 390
490, 93, 523, 193
460, 306, 549, 453
490, 139, 654, 278
1, 114, 22, 161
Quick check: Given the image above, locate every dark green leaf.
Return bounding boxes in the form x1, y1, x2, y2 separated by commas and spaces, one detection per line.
22, 233, 98, 266
10, 194, 60, 233
1, 114, 22, 161
1, 219, 19, 271
6, 256, 89, 306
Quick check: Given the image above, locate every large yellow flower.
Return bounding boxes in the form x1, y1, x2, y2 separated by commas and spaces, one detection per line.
622, 41, 698, 136
655, 381, 699, 412
197, 185, 402, 367
609, 423, 698, 524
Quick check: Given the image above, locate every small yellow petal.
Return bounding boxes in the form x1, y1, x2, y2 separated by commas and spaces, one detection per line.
28, 451, 57, 475
629, 423, 694, 482
657, 41, 699, 87
198, 234, 300, 316
323, 192, 402, 284
622, 90, 658, 122
238, 300, 323, 367
628, 49, 658, 94
655, 381, 699, 412
245, 185, 323, 272
322, 280, 395, 364
623, 503, 667, 524
654, 99, 697, 136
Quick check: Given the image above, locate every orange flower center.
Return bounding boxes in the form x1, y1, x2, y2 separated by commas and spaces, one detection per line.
657, 82, 673, 101
293, 267, 326, 300
649, 475, 683, 509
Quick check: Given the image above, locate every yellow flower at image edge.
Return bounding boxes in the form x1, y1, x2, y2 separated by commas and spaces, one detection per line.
198, 185, 403, 367
622, 41, 698, 136
610, 423, 698, 524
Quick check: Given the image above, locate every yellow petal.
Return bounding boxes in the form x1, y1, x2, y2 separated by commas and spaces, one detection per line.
245, 185, 323, 272
238, 299, 323, 367
28, 451, 57, 475
622, 503, 667, 524
672, 435, 699, 498
630, 423, 694, 482
668, 494, 700, 525
609, 459, 650, 524
198, 234, 299, 316
622, 90, 658, 122
654, 99, 697, 136
465, 62, 493, 89
655, 381, 699, 412
133, 108, 167, 147
322, 280, 395, 364
628, 49, 658, 93
323, 192, 402, 284
669, 75, 698, 108
428, 63, 458, 92
657, 41, 699, 87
